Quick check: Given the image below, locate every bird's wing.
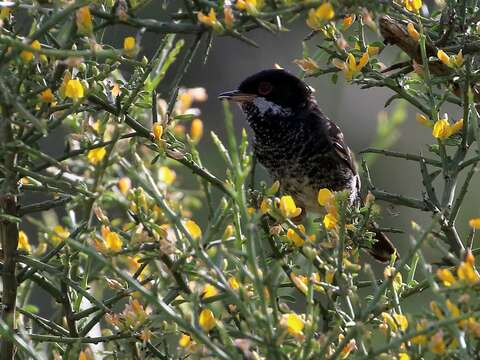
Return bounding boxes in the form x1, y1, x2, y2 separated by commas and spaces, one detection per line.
326, 119, 358, 176
308, 105, 358, 176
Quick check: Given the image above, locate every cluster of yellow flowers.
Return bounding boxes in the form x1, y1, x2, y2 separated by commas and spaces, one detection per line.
197, 1, 264, 33
295, 0, 381, 81
437, 251, 480, 286
17, 224, 70, 256
19, 40, 43, 62
437, 49, 464, 68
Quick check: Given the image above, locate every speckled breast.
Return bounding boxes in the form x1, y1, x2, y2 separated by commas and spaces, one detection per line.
252, 129, 358, 211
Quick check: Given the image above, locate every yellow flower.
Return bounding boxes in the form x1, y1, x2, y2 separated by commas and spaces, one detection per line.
306, 3, 335, 29
457, 260, 480, 283
325, 268, 335, 284
339, 335, 356, 359
123, 36, 137, 57
367, 45, 380, 56
199, 308, 216, 331
228, 276, 240, 290
393, 313, 408, 332
323, 212, 338, 230
340, 343, 355, 358
76, 6, 93, 35
39, 88, 54, 103
65, 79, 85, 101
190, 118, 204, 143
52, 225, 70, 244
152, 123, 163, 141
18, 230, 31, 253
223, 224, 234, 239
87, 147, 107, 165
437, 49, 451, 66
280, 313, 305, 337
224, 6, 234, 30
342, 15, 355, 29
411, 321, 428, 345
260, 199, 271, 214
59, 71, 72, 98
0, 7, 11, 20
416, 113, 432, 127
454, 50, 464, 67
118, 177, 131, 195
268, 180, 280, 195
333, 52, 369, 81
236, 0, 264, 15
469, 218, 480, 229
158, 166, 176, 185
449, 118, 464, 135
429, 331, 446, 355
430, 301, 444, 319
347, 52, 369, 77
466, 250, 475, 266
290, 272, 309, 294
407, 23, 420, 41
436, 268, 456, 287
123, 36, 136, 51
103, 227, 123, 252
294, 57, 320, 75
432, 118, 463, 139
202, 283, 218, 299
286, 225, 307, 247
20, 40, 41, 62
437, 49, 464, 68
185, 220, 202, 240
398, 354, 410, 360
179, 333, 191, 347
318, 188, 335, 207
404, 0, 422, 12
381, 312, 398, 332
279, 195, 302, 218
197, 8, 223, 32
445, 299, 461, 318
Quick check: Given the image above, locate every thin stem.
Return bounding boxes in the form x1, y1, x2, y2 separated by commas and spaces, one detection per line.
0, 119, 19, 360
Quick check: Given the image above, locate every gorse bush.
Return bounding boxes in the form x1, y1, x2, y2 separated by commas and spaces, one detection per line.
1, 0, 480, 359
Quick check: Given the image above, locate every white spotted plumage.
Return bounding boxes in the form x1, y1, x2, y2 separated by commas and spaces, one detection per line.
252, 96, 292, 118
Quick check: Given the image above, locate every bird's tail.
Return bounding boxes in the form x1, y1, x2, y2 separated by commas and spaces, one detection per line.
367, 221, 397, 262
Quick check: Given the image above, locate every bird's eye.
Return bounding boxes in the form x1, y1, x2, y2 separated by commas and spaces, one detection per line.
258, 82, 272, 96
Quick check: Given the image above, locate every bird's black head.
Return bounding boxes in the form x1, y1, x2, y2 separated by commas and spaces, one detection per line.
219, 69, 313, 117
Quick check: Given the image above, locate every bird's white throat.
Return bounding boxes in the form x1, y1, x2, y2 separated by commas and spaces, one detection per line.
252, 97, 292, 117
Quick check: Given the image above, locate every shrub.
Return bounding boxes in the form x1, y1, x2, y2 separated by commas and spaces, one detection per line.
1, 1, 480, 359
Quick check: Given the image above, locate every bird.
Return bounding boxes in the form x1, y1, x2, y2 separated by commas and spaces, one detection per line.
218, 68, 396, 262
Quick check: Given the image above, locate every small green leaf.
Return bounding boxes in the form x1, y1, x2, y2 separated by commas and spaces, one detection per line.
23, 304, 39, 314
331, 73, 338, 84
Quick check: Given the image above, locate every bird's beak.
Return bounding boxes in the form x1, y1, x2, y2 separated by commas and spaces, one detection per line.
218, 90, 256, 103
